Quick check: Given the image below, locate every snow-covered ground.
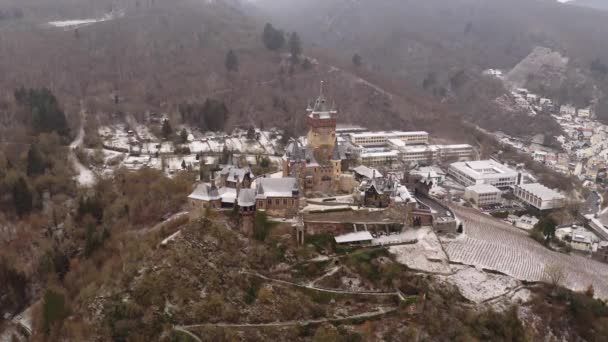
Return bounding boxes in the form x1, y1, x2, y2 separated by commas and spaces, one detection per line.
390, 227, 451, 274
48, 11, 124, 29
70, 119, 96, 187
439, 266, 521, 303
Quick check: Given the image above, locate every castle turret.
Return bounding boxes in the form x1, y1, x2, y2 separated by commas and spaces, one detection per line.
307, 81, 337, 152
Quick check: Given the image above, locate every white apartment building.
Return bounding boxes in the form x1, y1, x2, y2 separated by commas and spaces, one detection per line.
349, 131, 429, 147
514, 183, 566, 210
389, 140, 473, 165
448, 160, 519, 188
359, 150, 399, 166
464, 184, 502, 207
560, 104, 576, 116
578, 108, 592, 118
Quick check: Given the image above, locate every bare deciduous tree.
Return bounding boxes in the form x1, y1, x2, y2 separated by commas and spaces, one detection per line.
544, 263, 565, 287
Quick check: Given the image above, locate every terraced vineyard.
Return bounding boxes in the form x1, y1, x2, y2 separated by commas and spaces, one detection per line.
444, 206, 608, 299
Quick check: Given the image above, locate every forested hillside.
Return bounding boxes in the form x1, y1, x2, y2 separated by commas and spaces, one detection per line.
0, 0, 474, 144
257, 0, 608, 125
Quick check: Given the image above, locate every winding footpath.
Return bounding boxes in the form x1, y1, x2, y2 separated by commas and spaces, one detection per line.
69, 108, 95, 187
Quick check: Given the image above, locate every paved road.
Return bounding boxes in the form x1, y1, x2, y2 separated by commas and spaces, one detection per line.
417, 195, 452, 218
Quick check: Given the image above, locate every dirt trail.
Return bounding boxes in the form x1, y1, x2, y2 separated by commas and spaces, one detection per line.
69, 107, 95, 187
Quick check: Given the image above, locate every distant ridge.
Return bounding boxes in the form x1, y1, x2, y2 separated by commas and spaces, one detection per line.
569, 0, 608, 12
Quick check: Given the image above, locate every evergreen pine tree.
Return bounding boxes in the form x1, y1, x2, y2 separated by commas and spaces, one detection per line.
26, 143, 46, 176
288, 32, 302, 63
161, 119, 172, 139
352, 53, 362, 67
246, 126, 256, 140
262, 23, 285, 51
42, 289, 67, 334
225, 49, 239, 72
12, 176, 32, 217
180, 128, 188, 144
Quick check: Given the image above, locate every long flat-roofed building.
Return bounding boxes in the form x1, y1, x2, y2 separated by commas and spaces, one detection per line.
514, 183, 566, 210
389, 140, 474, 165
349, 131, 429, 147
448, 160, 518, 188
439, 144, 474, 161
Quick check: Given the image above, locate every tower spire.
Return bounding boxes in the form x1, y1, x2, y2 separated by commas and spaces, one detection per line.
320, 80, 324, 97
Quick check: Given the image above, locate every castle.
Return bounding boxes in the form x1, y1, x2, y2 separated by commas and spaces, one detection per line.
282, 85, 345, 193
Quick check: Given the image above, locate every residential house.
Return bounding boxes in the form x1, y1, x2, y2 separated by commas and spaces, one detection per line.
360, 177, 397, 208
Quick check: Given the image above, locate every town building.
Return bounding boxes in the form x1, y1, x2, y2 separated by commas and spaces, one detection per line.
410, 166, 446, 185
513, 215, 539, 230
388, 141, 473, 165
218, 166, 253, 190
359, 149, 399, 167
448, 160, 519, 188
352, 165, 383, 182
560, 104, 576, 116
360, 177, 397, 208
556, 225, 599, 252
255, 177, 300, 215
514, 183, 566, 210
578, 108, 592, 118
464, 184, 502, 207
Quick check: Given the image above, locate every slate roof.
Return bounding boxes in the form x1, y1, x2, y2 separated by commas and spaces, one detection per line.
256, 177, 299, 199
238, 189, 257, 207
188, 183, 220, 201
352, 165, 383, 179
220, 165, 253, 184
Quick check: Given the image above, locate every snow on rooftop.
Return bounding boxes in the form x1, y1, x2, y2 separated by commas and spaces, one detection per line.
352, 165, 383, 179
350, 130, 428, 139
360, 150, 399, 158
450, 160, 518, 179
465, 184, 501, 194
335, 231, 373, 244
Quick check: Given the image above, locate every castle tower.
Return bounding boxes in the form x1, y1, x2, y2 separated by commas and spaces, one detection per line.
306, 81, 337, 153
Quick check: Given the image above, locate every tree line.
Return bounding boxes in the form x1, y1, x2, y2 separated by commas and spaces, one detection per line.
14, 87, 71, 139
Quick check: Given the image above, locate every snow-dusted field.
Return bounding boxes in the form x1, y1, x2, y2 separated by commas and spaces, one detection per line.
98, 125, 132, 151
390, 227, 452, 274
446, 205, 608, 299
439, 266, 521, 303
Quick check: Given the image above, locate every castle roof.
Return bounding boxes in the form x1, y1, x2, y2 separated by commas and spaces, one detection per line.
188, 183, 220, 201
307, 81, 337, 119
220, 165, 253, 184
256, 177, 299, 199
238, 189, 257, 207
